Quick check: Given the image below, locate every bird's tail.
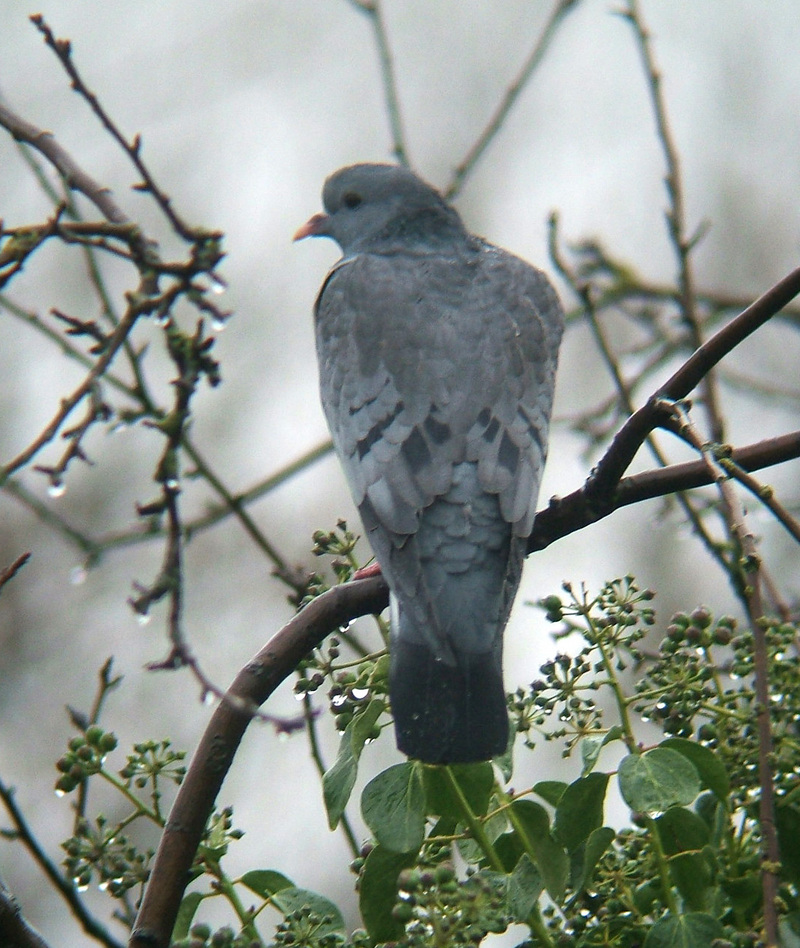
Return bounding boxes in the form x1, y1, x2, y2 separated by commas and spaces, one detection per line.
389, 606, 510, 764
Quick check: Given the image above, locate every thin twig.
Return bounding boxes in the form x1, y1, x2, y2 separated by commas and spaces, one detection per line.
0, 100, 130, 226
549, 214, 731, 574
30, 15, 205, 244
348, 0, 409, 166
660, 401, 780, 946
722, 458, 800, 545
0, 300, 144, 482
446, 0, 580, 198
0, 552, 31, 594
0, 778, 124, 948
588, 263, 800, 500
624, 0, 725, 444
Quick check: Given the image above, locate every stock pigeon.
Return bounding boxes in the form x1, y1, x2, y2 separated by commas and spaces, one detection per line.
295, 163, 563, 763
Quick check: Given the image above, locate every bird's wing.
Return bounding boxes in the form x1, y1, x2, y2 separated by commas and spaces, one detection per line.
315, 246, 563, 540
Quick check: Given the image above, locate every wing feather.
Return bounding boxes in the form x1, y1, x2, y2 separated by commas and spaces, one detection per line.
315, 243, 563, 543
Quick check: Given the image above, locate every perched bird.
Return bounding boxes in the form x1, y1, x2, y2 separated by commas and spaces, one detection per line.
295, 164, 563, 764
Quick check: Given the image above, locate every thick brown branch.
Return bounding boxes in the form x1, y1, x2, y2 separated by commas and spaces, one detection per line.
129, 574, 388, 948
528, 430, 800, 553
0, 880, 52, 948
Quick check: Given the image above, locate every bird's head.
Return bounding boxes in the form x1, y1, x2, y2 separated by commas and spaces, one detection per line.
294, 163, 465, 254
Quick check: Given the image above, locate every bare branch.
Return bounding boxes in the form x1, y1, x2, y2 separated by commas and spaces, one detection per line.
348, 0, 409, 166
29, 15, 208, 244
446, 0, 580, 198
0, 552, 30, 594
587, 263, 800, 501
0, 99, 130, 226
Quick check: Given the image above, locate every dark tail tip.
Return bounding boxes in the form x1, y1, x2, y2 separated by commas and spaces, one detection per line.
390, 638, 509, 764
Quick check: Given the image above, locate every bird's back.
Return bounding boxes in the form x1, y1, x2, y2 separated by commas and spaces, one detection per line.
315, 238, 562, 762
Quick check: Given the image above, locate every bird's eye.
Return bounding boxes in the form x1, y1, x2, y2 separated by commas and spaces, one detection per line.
342, 191, 362, 209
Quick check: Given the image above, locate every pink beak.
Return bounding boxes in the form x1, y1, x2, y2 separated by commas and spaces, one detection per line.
293, 212, 329, 241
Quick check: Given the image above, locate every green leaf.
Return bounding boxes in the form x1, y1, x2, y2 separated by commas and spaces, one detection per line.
642, 912, 723, 947
618, 749, 701, 814
580, 726, 624, 775
554, 772, 609, 852
572, 826, 615, 892
359, 844, 417, 943
270, 887, 345, 936
656, 807, 710, 855
507, 853, 544, 921
323, 698, 386, 829
533, 780, 567, 807
510, 800, 569, 903
322, 733, 357, 830
660, 737, 730, 801
361, 762, 425, 853
172, 891, 203, 941
240, 868, 294, 899
668, 852, 714, 911
721, 872, 761, 914
350, 697, 386, 757
424, 762, 494, 819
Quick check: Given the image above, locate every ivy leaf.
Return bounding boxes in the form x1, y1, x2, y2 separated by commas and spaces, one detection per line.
669, 853, 714, 911
618, 748, 701, 814
581, 726, 624, 775
323, 698, 385, 829
172, 891, 203, 941
510, 799, 569, 903
507, 853, 544, 921
361, 762, 426, 853
270, 887, 345, 936
322, 733, 357, 831
656, 806, 709, 855
554, 772, 609, 852
240, 868, 294, 898
660, 737, 730, 801
642, 911, 723, 947
359, 844, 417, 943
424, 762, 494, 820
533, 780, 567, 808
571, 826, 615, 893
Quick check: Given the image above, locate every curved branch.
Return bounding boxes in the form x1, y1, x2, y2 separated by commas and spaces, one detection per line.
0, 880, 52, 948
129, 575, 388, 948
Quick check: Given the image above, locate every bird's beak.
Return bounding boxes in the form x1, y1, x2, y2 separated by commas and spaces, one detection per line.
293, 212, 329, 241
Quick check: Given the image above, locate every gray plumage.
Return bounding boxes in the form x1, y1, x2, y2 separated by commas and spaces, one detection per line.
296, 163, 563, 763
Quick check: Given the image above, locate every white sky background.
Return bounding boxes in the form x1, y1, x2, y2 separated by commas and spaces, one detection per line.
1, 2, 799, 944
